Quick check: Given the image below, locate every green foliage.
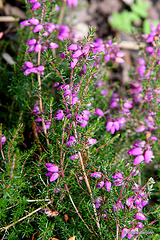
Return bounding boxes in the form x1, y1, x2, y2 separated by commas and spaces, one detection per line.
110, 0, 150, 33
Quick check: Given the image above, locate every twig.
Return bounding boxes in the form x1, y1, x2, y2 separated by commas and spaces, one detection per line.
0, 16, 19, 22
119, 41, 146, 50
66, 186, 93, 234
73, 122, 101, 234
58, 1, 66, 25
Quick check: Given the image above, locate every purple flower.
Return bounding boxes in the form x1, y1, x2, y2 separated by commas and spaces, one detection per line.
49, 42, 59, 49
20, 20, 31, 26
1, 136, 6, 145
32, 2, 41, 10
66, 136, 76, 148
112, 172, 124, 186
105, 181, 111, 191
144, 150, 153, 163
97, 181, 104, 189
135, 212, 146, 221
72, 49, 82, 58
28, 18, 39, 25
24, 61, 34, 68
68, 44, 77, 51
88, 138, 97, 145
127, 147, 143, 156
67, 0, 78, 7
54, 110, 65, 120
133, 155, 144, 165
70, 58, 78, 68
95, 108, 104, 116
36, 65, 45, 72
69, 154, 78, 160
90, 172, 102, 178
28, 0, 37, 3
46, 163, 59, 182
33, 24, 43, 33
121, 228, 129, 238
34, 44, 42, 53
26, 38, 37, 46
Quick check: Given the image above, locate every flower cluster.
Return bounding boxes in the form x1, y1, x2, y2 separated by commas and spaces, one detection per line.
45, 163, 59, 182
127, 137, 157, 165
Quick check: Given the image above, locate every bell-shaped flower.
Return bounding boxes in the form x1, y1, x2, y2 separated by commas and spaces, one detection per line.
127, 147, 143, 156
135, 212, 146, 221
121, 228, 129, 238
90, 172, 102, 178
46, 163, 59, 182
133, 155, 144, 165
144, 149, 153, 163
105, 181, 111, 191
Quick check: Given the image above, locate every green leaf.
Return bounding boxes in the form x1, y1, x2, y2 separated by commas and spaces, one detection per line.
131, 0, 150, 18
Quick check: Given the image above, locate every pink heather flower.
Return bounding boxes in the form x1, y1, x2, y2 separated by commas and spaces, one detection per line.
28, 18, 39, 25
144, 150, 153, 163
46, 163, 59, 182
135, 212, 146, 221
95, 108, 104, 116
112, 172, 124, 186
133, 155, 144, 165
49, 42, 59, 49
68, 44, 77, 51
20, 20, 30, 26
94, 197, 102, 209
34, 44, 42, 53
123, 101, 132, 109
105, 181, 111, 191
126, 197, 134, 208
24, 68, 32, 75
32, 2, 41, 10
25, 61, 33, 68
88, 138, 97, 145
66, 136, 76, 148
28, 0, 37, 3
90, 172, 102, 178
114, 121, 119, 131
146, 46, 154, 54
53, 82, 59, 87
69, 154, 78, 160
97, 181, 104, 189
82, 110, 90, 120
71, 58, 78, 68
1, 136, 6, 145
26, 38, 37, 46
33, 24, 43, 33
67, 0, 78, 7
72, 49, 82, 58
54, 110, 65, 120
121, 228, 129, 238
79, 120, 87, 128
100, 90, 108, 96
28, 46, 35, 52
127, 147, 143, 156
30, 67, 38, 74
46, 163, 59, 173
36, 65, 45, 72
106, 121, 113, 131
136, 125, 145, 132
137, 222, 144, 228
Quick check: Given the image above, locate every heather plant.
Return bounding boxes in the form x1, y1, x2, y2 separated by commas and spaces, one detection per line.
0, 1, 160, 240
